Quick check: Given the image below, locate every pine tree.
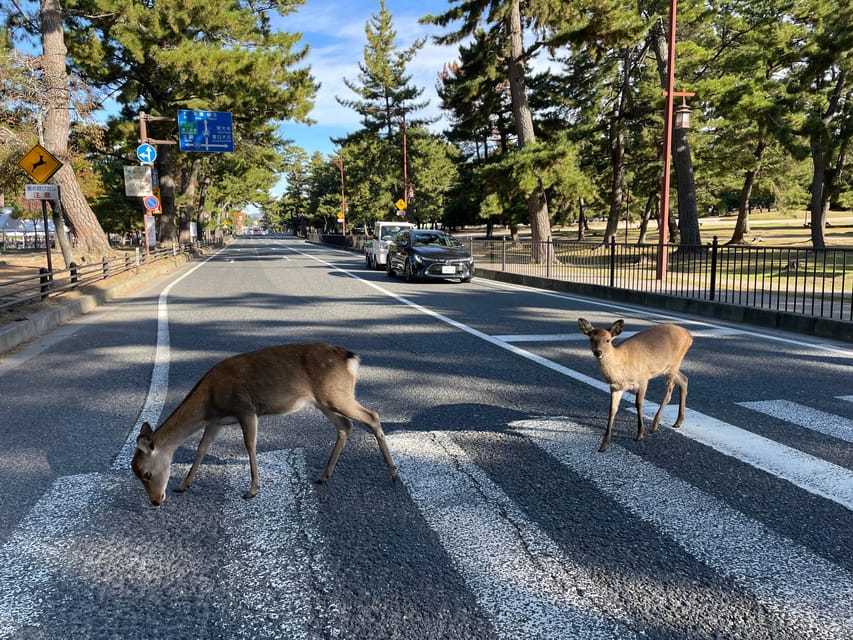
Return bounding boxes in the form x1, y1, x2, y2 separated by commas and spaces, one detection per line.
336, 0, 428, 213
63, 0, 317, 245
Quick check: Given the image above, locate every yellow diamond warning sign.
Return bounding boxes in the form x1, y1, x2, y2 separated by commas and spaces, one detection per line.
18, 144, 63, 184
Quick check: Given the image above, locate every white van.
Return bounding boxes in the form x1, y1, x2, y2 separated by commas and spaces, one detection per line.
364, 221, 415, 269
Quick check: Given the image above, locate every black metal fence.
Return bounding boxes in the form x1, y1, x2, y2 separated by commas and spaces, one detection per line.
468, 236, 853, 323
0, 245, 191, 313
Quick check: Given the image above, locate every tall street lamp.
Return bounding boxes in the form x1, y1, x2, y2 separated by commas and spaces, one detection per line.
656, 0, 695, 280
333, 153, 346, 234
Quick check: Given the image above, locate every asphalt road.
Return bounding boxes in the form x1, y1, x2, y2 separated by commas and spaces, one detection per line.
0, 235, 851, 640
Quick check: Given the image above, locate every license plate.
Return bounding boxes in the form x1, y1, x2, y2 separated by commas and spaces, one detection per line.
441, 265, 456, 274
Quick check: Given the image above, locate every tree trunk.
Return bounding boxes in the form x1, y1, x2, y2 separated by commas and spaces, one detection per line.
729, 137, 767, 244
156, 144, 178, 245
637, 191, 657, 245
506, 0, 550, 262
41, 0, 111, 260
604, 49, 631, 245
673, 128, 701, 247
651, 19, 700, 250
808, 135, 827, 249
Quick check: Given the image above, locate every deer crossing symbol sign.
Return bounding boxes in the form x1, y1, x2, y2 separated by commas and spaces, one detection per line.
18, 144, 63, 184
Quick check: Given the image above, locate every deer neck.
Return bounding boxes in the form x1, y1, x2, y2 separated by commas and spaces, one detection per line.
151, 397, 209, 452
595, 350, 626, 383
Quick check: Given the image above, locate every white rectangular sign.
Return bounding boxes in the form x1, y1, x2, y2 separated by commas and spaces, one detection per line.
124, 165, 153, 197
25, 184, 59, 200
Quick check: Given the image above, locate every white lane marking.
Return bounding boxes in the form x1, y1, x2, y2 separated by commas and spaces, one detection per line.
494, 333, 583, 342
840, 396, 853, 403
481, 277, 853, 356
0, 473, 101, 637
218, 450, 338, 640
738, 400, 853, 443
111, 247, 228, 470
286, 243, 853, 511
650, 403, 853, 511
496, 327, 739, 343
514, 418, 853, 639
389, 431, 635, 640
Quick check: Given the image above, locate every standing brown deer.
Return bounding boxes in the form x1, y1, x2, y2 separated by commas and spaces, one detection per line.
131, 342, 398, 505
578, 318, 693, 452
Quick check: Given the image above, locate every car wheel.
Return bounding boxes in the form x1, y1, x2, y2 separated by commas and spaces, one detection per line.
460, 276, 472, 283
365, 254, 372, 268
386, 258, 395, 277
404, 260, 415, 282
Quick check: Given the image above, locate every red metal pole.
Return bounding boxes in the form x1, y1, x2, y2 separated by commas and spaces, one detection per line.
657, 0, 678, 280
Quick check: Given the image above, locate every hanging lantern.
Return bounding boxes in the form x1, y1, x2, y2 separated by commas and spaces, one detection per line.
674, 102, 693, 130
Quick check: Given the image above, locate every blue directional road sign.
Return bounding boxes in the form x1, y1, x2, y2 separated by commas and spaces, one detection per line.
136, 143, 157, 164
177, 110, 234, 152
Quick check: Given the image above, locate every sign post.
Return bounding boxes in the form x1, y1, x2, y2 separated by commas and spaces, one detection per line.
18, 143, 64, 274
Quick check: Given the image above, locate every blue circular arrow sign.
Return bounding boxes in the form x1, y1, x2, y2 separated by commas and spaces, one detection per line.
136, 143, 157, 164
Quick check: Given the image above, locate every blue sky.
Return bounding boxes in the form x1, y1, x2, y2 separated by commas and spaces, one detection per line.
274, 0, 458, 159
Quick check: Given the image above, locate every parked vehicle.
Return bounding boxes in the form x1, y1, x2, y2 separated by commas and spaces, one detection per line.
386, 229, 474, 283
364, 221, 415, 269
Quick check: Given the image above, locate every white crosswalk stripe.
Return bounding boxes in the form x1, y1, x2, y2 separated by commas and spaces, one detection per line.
217, 449, 339, 640
738, 399, 853, 443
0, 473, 104, 637
389, 430, 636, 640
512, 417, 853, 639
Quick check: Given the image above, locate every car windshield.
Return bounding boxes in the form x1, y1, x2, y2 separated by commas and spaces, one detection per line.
412, 232, 461, 247
380, 226, 407, 240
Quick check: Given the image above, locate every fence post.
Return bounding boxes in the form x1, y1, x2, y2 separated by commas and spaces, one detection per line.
709, 236, 718, 301
609, 236, 616, 288
69, 261, 78, 287
502, 236, 506, 271
39, 267, 50, 300
102, 256, 109, 279
546, 240, 552, 278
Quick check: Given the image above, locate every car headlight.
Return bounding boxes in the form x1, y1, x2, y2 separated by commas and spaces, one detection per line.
414, 254, 424, 264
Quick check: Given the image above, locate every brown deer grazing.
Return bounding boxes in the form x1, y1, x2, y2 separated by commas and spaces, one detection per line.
131, 343, 398, 505
577, 318, 693, 452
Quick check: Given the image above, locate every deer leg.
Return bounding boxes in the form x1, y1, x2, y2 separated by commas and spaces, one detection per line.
672, 371, 689, 428
238, 414, 260, 499
316, 408, 352, 484
325, 401, 398, 482
634, 381, 649, 441
176, 422, 224, 492
352, 405, 398, 482
600, 388, 624, 452
650, 374, 676, 433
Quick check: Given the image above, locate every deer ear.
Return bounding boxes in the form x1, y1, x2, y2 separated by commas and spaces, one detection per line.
578, 318, 593, 335
609, 319, 625, 336
136, 422, 154, 453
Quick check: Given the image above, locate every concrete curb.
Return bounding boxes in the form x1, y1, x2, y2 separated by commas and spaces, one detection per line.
0, 253, 194, 354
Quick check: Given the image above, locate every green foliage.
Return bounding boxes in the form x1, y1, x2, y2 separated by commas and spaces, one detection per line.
58, 0, 317, 234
